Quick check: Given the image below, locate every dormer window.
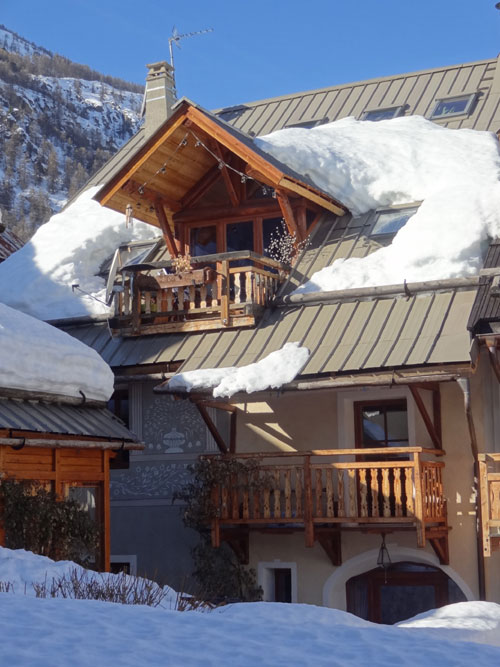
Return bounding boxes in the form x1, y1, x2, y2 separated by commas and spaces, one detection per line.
361, 106, 404, 121
371, 204, 419, 237
430, 93, 477, 119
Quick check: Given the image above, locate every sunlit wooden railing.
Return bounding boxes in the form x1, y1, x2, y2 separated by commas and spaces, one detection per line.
111, 251, 287, 335
209, 448, 446, 549
479, 453, 500, 557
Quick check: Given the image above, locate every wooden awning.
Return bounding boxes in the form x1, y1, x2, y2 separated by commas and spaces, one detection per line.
94, 99, 348, 234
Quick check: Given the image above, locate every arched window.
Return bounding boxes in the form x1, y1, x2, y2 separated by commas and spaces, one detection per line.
346, 561, 466, 624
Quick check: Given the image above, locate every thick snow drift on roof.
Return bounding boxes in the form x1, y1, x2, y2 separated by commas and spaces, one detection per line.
0, 187, 156, 320
0, 547, 500, 667
256, 116, 500, 292
0, 302, 114, 401
168, 342, 310, 398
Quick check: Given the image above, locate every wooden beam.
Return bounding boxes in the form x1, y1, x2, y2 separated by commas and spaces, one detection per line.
97, 110, 188, 206
180, 164, 221, 209
186, 107, 285, 184
122, 179, 181, 212
276, 189, 302, 241
279, 176, 346, 216
409, 386, 442, 450
103, 450, 111, 572
0, 438, 140, 450
195, 402, 228, 454
154, 201, 179, 258
317, 529, 342, 566
173, 200, 282, 224
209, 140, 240, 206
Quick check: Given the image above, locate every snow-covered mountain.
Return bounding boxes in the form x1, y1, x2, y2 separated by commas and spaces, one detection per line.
0, 25, 144, 240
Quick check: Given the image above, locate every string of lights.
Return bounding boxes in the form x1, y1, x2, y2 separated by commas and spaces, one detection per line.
133, 129, 276, 198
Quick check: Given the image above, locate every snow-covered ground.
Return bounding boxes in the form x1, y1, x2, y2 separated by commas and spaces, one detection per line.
257, 115, 500, 292
0, 302, 114, 401
1, 548, 500, 666
168, 342, 309, 398
0, 187, 156, 320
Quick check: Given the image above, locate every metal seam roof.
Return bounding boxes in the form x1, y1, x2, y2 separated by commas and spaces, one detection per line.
0, 398, 139, 445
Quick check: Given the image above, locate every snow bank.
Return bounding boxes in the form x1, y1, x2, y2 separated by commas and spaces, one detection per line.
0, 547, 176, 605
0, 302, 113, 401
256, 116, 500, 292
169, 342, 310, 397
0, 594, 499, 666
398, 601, 500, 647
0, 187, 156, 320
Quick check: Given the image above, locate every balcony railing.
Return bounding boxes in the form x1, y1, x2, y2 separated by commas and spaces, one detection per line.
479, 453, 500, 556
208, 447, 447, 549
110, 251, 288, 336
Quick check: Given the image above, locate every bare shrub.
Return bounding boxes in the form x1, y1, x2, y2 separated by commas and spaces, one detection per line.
32, 568, 170, 607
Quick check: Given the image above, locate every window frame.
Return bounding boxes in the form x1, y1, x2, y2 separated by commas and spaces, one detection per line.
369, 203, 420, 239
430, 93, 477, 120
361, 106, 404, 121
354, 398, 409, 456
258, 561, 298, 603
285, 117, 329, 130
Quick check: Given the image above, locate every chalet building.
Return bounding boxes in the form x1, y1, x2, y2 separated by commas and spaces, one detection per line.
59, 55, 500, 621
0, 223, 22, 262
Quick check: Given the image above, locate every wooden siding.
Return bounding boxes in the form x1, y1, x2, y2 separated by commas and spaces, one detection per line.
0, 445, 111, 571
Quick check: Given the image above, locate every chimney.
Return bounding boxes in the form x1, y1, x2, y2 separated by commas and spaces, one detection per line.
144, 61, 176, 137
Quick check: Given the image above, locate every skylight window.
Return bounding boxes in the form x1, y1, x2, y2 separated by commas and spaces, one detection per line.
361, 106, 403, 121
371, 205, 419, 237
286, 118, 328, 129
430, 93, 477, 119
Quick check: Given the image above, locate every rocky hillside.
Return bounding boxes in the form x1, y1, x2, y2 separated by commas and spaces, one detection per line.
0, 25, 144, 240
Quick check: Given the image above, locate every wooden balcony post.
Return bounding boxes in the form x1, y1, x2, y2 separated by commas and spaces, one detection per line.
219, 259, 230, 326
413, 451, 425, 547
478, 457, 491, 557
304, 455, 314, 547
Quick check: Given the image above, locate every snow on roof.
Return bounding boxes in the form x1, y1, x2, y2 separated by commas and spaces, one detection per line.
0, 187, 156, 320
256, 115, 500, 292
166, 342, 310, 398
0, 302, 114, 402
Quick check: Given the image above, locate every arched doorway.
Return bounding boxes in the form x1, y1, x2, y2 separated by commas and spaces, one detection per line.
346, 561, 467, 624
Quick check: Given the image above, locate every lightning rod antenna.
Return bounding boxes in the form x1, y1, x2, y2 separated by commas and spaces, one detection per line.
168, 26, 214, 97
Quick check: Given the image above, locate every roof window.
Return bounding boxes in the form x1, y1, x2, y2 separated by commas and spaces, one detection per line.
430, 93, 477, 119
361, 106, 404, 121
371, 205, 419, 237
286, 117, 329, 129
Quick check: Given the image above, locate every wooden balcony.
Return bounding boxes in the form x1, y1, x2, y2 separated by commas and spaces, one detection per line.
479, 453, 500, 556
110, 251, 288, 336
209, 447, 449, 565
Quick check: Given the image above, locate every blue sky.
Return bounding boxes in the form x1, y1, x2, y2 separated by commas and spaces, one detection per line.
3, 0, 500, 109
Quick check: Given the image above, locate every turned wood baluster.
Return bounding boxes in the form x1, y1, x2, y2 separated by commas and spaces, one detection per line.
315, 468, 323, 517
370, 469, 380, 517
382, 468, 391, 517
405, 468, 414, 515
359, 468, 368, 518
285, 470, 292, 518
304, 455, 314, 547
189, 285, 196, 310
394, 468, 403, 517
253, 470, 260, 519
348, 469, 357, 518
295, 467, 303, 518
245, 271, 253, 304
231, 474, 239, 520
337, 470, 345, 517
242, 473, 249, 520
326, 468, 334, 518
273, 469, 281, 518
200, 285, 207, 309
124, 285, 130, 315
144, 291, 151, 315
234, 272, 242, 304
263, 486, 270, 519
